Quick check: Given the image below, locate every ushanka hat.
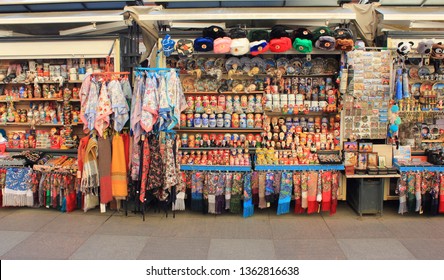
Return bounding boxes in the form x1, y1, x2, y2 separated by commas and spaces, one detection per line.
194, 37, 214, 52
335, 39, 354, 52
214, 37, 232, 54
270, 37, 292, 53
292, 28, 313, 41
250, 40, 269, 56
229, 27, 248, 39
161, 34, 175, 57
230, 38, 250, 56
333, 28, 353, 40
203, 25, 226, 39
248, 29, 269, 42
270, 25, 290, 40
312, 26, 333, 42
315, 36, 336, 51
293, 38, 312, 53
176, 39, 194, 58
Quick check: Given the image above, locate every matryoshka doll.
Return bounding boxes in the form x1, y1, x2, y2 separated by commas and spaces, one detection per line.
195, 134, 202, 147
209, 113, 216, 128
246, 113, 254, 128
72, 87, 79, 99
225, 95, 234, 114
255, 94, 263, 113
224, 133, 232, 147
254, 134, 262, 147
247, 95, 255, 113
202, 113, 209, 127
233, 95, 242, 113
216, 113, 224, 128
240, 95, 248, 111
195, 96, 203, 113
224, 113, 231, 128
181, 133, 188, 147
202, 134, 210, 147
254, 113, 262, 128
232, 113, 239, 128
216, 134, 224, 147
210, 95, 218, 112
186, 96, 195, 113
188, 134, 196, 148
218, 95, 226, 111
180, 114, 187, 127
210, 133, 217, 147
34, 84, 42, 98
186, 113, 194, 127
239, 113, 247, 128
203, 95, 211, 114
246, 134, 254, 147
194, 113, 202, 127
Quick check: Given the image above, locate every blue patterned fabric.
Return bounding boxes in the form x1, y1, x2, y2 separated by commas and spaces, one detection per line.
5, 167, 32, 192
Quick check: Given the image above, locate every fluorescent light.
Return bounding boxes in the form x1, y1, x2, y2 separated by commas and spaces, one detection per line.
60, 23, 97, 36
170, 21, 226, 29
409, 21, 444, 29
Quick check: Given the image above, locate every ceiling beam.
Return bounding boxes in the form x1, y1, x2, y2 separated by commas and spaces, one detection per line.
0, 0, 126, 4
0, 10, 123, 24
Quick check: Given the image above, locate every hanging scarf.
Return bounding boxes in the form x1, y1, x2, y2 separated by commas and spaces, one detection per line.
3, 167, 33, 207
398, 172, 408, 214
407, 172, 416, 213
131, 76, 144, 143
158, 74, 172, 131
251, 172, 259, 205
258, 172, 267, 209
111, 134, 128, 198
139, 136, 150, 202
225, 173, 233, 210
164, 137, 179, 190
330, 171, 340, 215
84, 80, 99, 131
173, 171, 187, 211
121, 132, 130, 171
293, 172, 304, 214
95, 82, 112, 137
79, 73, 91, 131
273, 171, 281, 199
147, 135, 164, 191
141, 73, 159, 133
430, 172, 439, 216
421, 171, 432, 214
167, 70, 188, 130
307, 171, 318, 214
230, 172, 243, 214
316, 171, 323, 212
439, 173, 444, 214
215, 173, 225, 214
191, 172, 204, 212
81, 137, 99, 193
415, 172, 422, 212
120, 78, 132, 101
77, 135, 89, 179
265, 172, 275, 206
98, 136, 112, 204
207, 172, 218, 214
301, 171, 308, 209
109, 79, 129, 133
243, 172, 254, 218
277, 172, 292, 215
321, 171, 332, 212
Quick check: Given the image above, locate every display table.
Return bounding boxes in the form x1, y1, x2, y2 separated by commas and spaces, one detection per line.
345, 174, 400, 216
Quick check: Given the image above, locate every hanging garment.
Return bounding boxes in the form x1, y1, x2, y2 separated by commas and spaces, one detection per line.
157, 74, 172, 131
307, 171, 318, 214
407, 172, 416, 213
293, 172, 303, 214
316, 171, 323, 212
330, 171, 340, 215
273, 171, 281, 198
81, 137, 99, 193
207, 172, 218, 214
164, 137, 179, 190
84, 80, 100, 131
225, 173, 233, 210
191, 172, 204, 212
109, 79, 129, 133
166, 69, 188, 130
79, 73, 92, 131
111, 134, 128, 197
230, 172, 243, 214
415, 172, 422, 212
121, 132, 130, 170
258, 172, 267, 209
430, 172, 439, 216
95, 82, 112, 137
265, 172, 275, 206
98, 136, 112, 204
215, 173, 225, 214
301, 171, 308, 209
131, 76, 144, 142
251, 171, 259, 205
120, 78, 132, 101
77, 135, 90, 178
139, 136, 150, 203
277, 172, 292, 215
243, 172, 254, 218
141, 73, 159, 133
398, 172, 408, 214
321, 171, 332, 212
173, 171, 187, 211
421, 171, 430, 214
3, 167, 33, 207
146, 135, 164, 191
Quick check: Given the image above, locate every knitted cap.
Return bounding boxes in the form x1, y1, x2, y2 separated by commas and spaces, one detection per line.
270, 25, 290, 40
193, 37, 214, 52
203, 25, 226, 39
312, 26, 332, 42
250, 40, 269, 56
248, 30, 269, 42
229, 27, 248, 39
269, 37, 292, 53
293, 38, 313, 54
161, 34, 175, 57
230, 38, 250, 56
315, 36, 336, 51
213, 37, 232, 54
292, 28, 313, 41
176, 39, 194, 58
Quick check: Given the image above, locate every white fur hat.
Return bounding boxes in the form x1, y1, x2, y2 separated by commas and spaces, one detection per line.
230, 38, 250, 56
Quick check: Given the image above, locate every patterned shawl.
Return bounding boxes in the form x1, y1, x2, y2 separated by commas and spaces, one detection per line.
243, 172, 254, 218
84, 80, 99, 131
293, 172, 303, 214
215, 173, 226, 214
109, 80, 129, 133
321, 171, 332, 212
330, 171, 340, 215
141, 74, 159, 133
415, 172, 422, 212
277, 172, 292, 215
3, 167, 33, 207
95, 82, 112, 137
407, 172, 416, 213
81, 137, 99, 194
258, 172, 267, 209
225, 173, 233, 210
307, 171, 318, 214
191, 172, 204, 212
230, 172, 243, 214
79, 73, 91, 131
398, 172, 408, 214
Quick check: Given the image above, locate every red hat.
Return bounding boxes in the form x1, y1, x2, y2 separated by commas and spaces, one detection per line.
269, 37, 292, 53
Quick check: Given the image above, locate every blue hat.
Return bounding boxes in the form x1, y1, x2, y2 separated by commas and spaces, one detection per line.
194, 37, 214, 52
161, 34, 175, 57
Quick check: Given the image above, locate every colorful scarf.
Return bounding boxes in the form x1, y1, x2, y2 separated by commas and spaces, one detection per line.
251, 171, 259, 205
301, 171, 308, 210
215, 173, 225, 214
81, 137, 99, 194
121, 78, 132, 101
440, 173, 444, 214
330, 171, 340, 215
258, 172, 267, 209
173, 171, 187, 211
293, 172, 303, 214
207, 172, 218, 214
109, 80, 130, 133
430, 172, 439, 216
225, 173, 233, 210
79, 73, 91, 131
265, 172, 275, 206
191, 172, 204, 212
316, 171, 323, 210
141, 74, 159, 133
167, 70, 188, 130
230, 172, 243, 214
147, 135, 164, 191
95, 82, 112, 137
407, 172, 416, 213
84, 80, 99, 131
415, 172, 422, 212
3, 167, 33, 207
130, 76, 144, 143
243, 173, 254, 218
277, 172, 292, 215
321, 171, 332, 212
307, 171, 318, 214
139, 136, 150, 202
398, 172, 408, 214
98, 136, 112, 204
111, 134, 128, 198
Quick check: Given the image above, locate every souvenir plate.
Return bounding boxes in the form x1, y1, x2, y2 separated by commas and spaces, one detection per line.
204, 57, 216, 71
265, 58, 276, 70
420, 81, 433, 95
225, 57, 242, 72
182, 76, 196, 92
310, 58, 324, 75
196, 57, 207, 70
276, 57, 289, 68
240, 57, 252, 72
251, 57, 266, 73
288, 58, 303, 75
418, 66, 431, 77
207, 78, 220, 92
324, 58, 339, 74
177, 58, 188, 72
433, 82, 444, 99
301, 58, 313, 75
410, 82, 421, 98
408, 66, 419, 79
186, 58, 198, 70
214, 57, 227, 70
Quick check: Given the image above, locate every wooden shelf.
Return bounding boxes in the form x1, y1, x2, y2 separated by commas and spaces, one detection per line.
1, 122, 83, 127
6, 148, 77, 154
179, 147, 257, 150
0, 80, 83, 85
282, 74, 337, 78
345, 174, 400, 179
265, 111, 339, 116
421, 139, 444, 143
183, 91, 264, 95
399, 110, 444, 114
0, 98, 81, 102
177, 127, 263, 133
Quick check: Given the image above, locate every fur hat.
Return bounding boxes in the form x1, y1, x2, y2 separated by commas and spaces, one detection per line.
292, 28, 313, 41
248, 30, 269, 42
397, 41, 414, 57
229, 27, 248, 39
175, 39, 194, 58
161, 34, 175, 57
230, 38, 250, 56
213, 37, 232, 54
417, 40, 434, 55
431, 42, 444, 59
250, 40, 269, 56
203, 25, 226, 39
333, 28, 353, 40
315, 36, 336, 51
270, 25, 290, 40
312, 26, 333, 42
293, 38, 312, 53
193, 37, 214, 52
269, 37, 292, 53
335, 38, 354, 52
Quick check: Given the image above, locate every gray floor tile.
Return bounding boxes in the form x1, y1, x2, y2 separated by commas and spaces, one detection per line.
0, 209, 60, 231
95, 215, 161, 236
337, 238, 416, 260
138, 237, 210, 260
0, 231, 33, 257
208, 218, 273, 239
1, 232, 90, 259
274, 239, 346, 260
380, 219, 440, 238
324, 218, 394, 239
38, 213, 110, 234
0, 208, 18, 220
70, 234, 148, 260
400, 238, 444, 260
208, 239, 275, 260
270, 217, 334, 239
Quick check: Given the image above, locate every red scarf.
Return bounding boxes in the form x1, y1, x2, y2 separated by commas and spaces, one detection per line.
440, 173, 444, 213
322, 171, 332, 212
307, 172, 318, 214
330, 171, 340, 215
293, 172, 304, 214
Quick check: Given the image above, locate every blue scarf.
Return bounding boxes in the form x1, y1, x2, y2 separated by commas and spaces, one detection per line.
277, 172, 293, 215
243, 173, 254, 218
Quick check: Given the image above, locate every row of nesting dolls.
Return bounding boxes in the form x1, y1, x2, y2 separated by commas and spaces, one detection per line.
178, 149, 251, 166
264, 115, 340, 134
184, 94, 263, 115
256, 147, 320, 165
180, 112, 263, 129
180, 133, 263, 148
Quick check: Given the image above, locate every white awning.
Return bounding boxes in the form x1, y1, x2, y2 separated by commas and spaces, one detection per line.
376, 7, 444, 21
0, 10, 123, 24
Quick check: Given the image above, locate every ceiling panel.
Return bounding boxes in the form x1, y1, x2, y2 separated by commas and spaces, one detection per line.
26, 3, 85, 12
0, 5, 29, 12
221, 1, 285, 7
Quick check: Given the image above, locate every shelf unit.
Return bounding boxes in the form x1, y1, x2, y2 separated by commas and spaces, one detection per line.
183, 91, 264, 95
0, 80, 83, 85
0, 98, 81, 103
2, 122, 83, 127
179, 147, 257, 150
395, 163, 444, 172
264, 111, 339, 116
254, 164, 344, 171
177, 127, 263, 133
180, 165, 251, 172
6, 148, 77, 154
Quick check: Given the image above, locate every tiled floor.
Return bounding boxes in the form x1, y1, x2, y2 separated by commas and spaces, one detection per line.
1, 201, 444, 260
